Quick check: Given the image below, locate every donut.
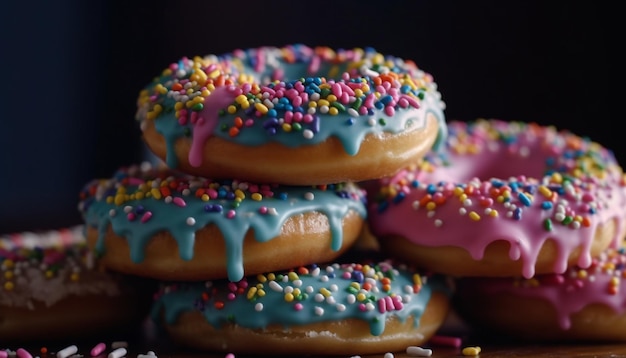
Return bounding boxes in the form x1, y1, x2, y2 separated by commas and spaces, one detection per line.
150, 260, 452, 355
136, 44, 446, 185
453, 245, 626, 342
367, 119, 626, 278
0, 226, 151, 342
78, 162, 368, 282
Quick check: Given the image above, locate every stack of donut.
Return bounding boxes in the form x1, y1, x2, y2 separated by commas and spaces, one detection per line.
367, 118, 626, 342
78, 44, 453, 355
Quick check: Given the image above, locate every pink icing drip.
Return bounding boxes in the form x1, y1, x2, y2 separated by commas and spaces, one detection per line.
189, 86, 238, 167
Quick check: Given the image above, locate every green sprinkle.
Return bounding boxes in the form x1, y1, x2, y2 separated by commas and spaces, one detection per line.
543, 218, 553, 231
192, 103, 204, 111
378, 118, 386, 126
562, 216, 574, 225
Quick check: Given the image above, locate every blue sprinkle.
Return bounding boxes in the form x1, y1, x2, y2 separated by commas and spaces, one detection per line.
377, 201, 389, 213
352, 271, 364, 283
541, 201, 553, 210
411, 180, 419, 188
393, 192, 406, 203
518, 192, 532, 206
346, 118, 355, 125
513, 207, 523, 220
426, 184, 437, 194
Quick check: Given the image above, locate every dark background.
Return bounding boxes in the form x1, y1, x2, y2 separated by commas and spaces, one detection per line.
0, 1, 617, 233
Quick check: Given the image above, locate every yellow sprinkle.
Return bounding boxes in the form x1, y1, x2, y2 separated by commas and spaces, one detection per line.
350, 282, 361, 290
551, 172, 563, 184
201, 194, 210, 201
254, 102, 269, 114
282, 123, 292, 132
174, 102, 184, 111
326, 94, 337, 102
489, 209, 499, 217
234, 189, 245, 200
267, 273, 276, 281
356, 292, 367, 301
45, 270, 54, 279
227, 105, 237, 114
318, 99, 330, 107
257, 274, 267, 283
251, 193, 262, 201
610, 276, 620, 286
577, 270, 588, 279
462, 346, 481, 356
413, 274, 422, 287
70, 272, 80, 281
4, 271, 13, 279
151, 188, 162, 200
154, 84, 167, 95
135, 191, 145, 200
425, 202, 436, 211
293, 288, 301, 297
2, 259, 14, 269
3, 281, 14, 291
247, 287, 258, 300
328, 107, 339, 115
114, 194, 126, 206
106, 196, 114, 204
469, 211, 481, 221
284, 292, 294, 302
354, 89, 364, 97
538, 185, 553, 198
453, 187, 464, 196
319, 287, 331, 297
288, 272, 299, 281
235, 95, 248, 104
257, 289, 266, 297
308, 101, 317, 108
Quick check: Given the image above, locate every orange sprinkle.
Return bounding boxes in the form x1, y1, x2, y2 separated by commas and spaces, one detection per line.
297, 266, 309, 275
419, 194, 433, 206
214, 301, 225, 309
362, 282, 372, 291
229, 127, 240, 137
171, 83, 183, 91
234, 116, 243, 128
160, 186, 171, 197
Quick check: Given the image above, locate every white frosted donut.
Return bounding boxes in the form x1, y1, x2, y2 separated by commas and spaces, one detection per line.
136, 44, 446, 185
0, 226, 150, 342
368, 119, 626, 278
151, 260, 452, 355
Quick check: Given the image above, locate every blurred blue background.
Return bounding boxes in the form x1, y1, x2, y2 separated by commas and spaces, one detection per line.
0, 1, 616, 233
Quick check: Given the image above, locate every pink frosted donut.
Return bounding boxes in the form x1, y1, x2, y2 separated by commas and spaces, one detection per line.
454, 246, 626, 342
367, 119, 626, 278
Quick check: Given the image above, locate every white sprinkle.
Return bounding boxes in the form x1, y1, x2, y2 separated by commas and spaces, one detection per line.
434, 219, 443, 227
186, 217, 196, 226
303, 129, 314, 139
406, 346, 432, 356
304, 192, 315, 200
267, 207, 278, 215
347, 108, 359, 117
255, 302, 264, 311
384, 353, 395, 358
269, 280, 283, 292
123, 205, 133, 213
336, 303, 346, 311
326, 296, 336, 305
459, 208, 467, 215
329, 284, 338, 292
56, 345, 78, 358
164, 196, 173, 204
314, 293, 325, 302
367, 117, 377, 126
347, 294, 356, 304
293, 279, 302, 287
319, 105, 329, 114
284, 286, 294, 294
314, 306, 324, 316
109, 209, 117, 217
108, 347, 127, 358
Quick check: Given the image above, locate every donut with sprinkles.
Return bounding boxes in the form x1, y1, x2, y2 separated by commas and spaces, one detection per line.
136, 44, 446, 185
0, 226, 151, 342
454, 245, 626, 342
367, 119, 626, 278
150, 260, 452, 355
78, 162, 368, 282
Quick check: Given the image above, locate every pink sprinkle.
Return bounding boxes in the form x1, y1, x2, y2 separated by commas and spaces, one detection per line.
385, 106, 395, 117
141, 211, 153, 223
91, 342, 106, 357
400, 94, 420, 108
226, 210, 236, 219
384, 296, 394, 311
173, 197, 187, 207
225, 354, 236, 358
392, 295, 404, 310
377, 298, 387, 313
303, 114, 313, 123
16, 349, 32, 358
359, 303, 367, 312
0, 351, 8, 358
342, 272, 351, 279
228, 282, 238, 291
294, 303, 303, 311
207, 188, 218, 199
127, 212, 136, 221
227, 292, 236, 300
258, 206, 268, 214
428, 335, 462, 348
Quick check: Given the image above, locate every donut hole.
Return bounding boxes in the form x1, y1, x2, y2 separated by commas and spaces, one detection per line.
431, 140, 551, 183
